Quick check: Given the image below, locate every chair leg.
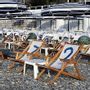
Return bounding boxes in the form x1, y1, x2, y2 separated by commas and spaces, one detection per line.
35, 69, 45, 80
74, 64, 84, 80
0, 52, 4, 59
61, 64, 85, 80
49, 70, 63, 84
49, 63, 67, 84
7, 62, 16, 69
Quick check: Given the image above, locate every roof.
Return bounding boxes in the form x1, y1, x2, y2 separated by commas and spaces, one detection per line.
0, 0, 27, 14
0, 0, 21, 4
41, 3, 90, 16
48, 3, 90, 9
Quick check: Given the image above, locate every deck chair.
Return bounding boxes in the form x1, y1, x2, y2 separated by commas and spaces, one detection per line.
12, 40, 29, 51
8, 40, 44, 69
80, 45, 90, 58
14, 40, 44, 63
22, 42, 63, 79
0, 50, 4, 59
36, 44, 84, 84
85, 48, 90, 56
82, 45, 90, 55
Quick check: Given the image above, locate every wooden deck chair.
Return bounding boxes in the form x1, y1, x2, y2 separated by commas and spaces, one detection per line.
84, 48, 90, 56
36, 44, 84, 84
8, 40, 44, 69
13, 40, 29, 51
80, 45, 90, 59
0, 51, 4, 59
16, 40, 44, 62
82, 45, 90, 56
22, 42, 63, 79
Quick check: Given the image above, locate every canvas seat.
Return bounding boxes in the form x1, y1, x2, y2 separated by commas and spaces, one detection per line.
22, 40, 65, 79
80, 45, 90, 59
36, 44, 84, 84
8, 40, 44, 69
85, 48, 90, 54
82, 46, 90, 56
16, 40, 44, 61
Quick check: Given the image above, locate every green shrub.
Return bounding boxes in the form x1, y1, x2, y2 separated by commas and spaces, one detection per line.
78, 35, 90, 45
27, 33, 37, 40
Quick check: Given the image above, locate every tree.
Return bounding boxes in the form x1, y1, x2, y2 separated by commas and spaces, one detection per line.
24, 0, 31, 6
24, 0, 80, 6
30, 0, 46, 6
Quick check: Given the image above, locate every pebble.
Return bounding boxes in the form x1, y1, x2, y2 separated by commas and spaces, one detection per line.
0, 59, 89, 90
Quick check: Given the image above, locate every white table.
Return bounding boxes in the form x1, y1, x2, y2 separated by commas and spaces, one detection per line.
23, 47, 55, 79
4, 41, 14, 49
40, 47, 53, 56
23, 59, 46, 79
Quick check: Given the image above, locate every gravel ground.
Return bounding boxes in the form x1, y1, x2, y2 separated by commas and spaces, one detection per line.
0, 59, 90, 90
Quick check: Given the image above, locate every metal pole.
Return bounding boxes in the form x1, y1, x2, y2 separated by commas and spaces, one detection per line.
68, 18, 69, 32
67, 0, 69, 3
84, 0, 86, 4
22, 0, 25, 4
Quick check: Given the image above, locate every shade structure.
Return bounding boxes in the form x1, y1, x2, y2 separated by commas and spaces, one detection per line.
41, 3, 90, 16
0, 0, 31, 18
0, 0, 27, 14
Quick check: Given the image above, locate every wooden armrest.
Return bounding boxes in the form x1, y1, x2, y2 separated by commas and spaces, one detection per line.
31, 52, 43, 59
16, 51, 30, 60
15, 51, 30, 54
14, 51, 22, 54
59, 58, 69, 62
